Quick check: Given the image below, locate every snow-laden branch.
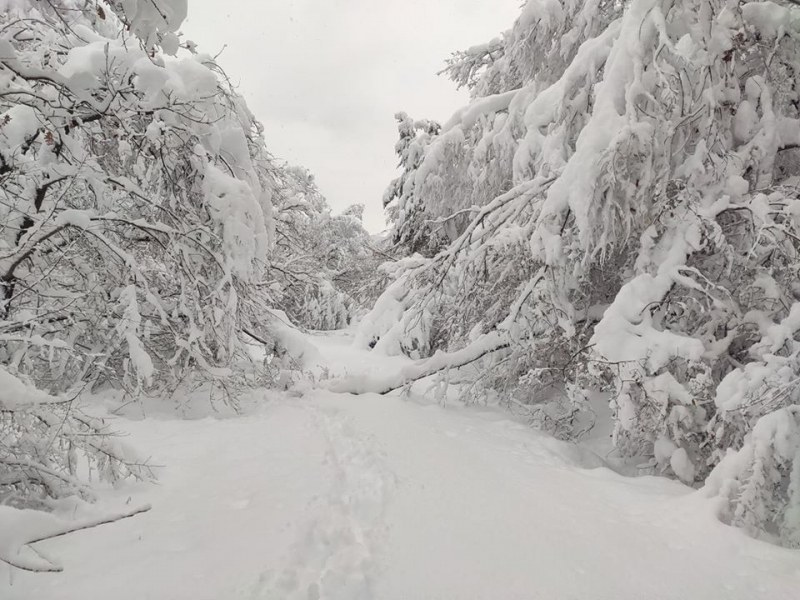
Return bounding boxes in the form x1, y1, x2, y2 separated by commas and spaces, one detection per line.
0, 504, 151, 573
326, 331, 509, 395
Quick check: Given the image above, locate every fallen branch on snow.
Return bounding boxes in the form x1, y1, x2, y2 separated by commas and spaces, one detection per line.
0, 504, 151, 573
325, 331, 510, 395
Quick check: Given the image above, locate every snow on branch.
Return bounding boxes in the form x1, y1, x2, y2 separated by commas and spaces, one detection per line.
0, 504, 151, 573
327, 331, 509, 395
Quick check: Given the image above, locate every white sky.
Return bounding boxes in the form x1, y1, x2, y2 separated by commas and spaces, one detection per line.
182, 1, 522, 232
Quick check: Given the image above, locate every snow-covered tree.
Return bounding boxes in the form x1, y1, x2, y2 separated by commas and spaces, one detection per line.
270, 166, 386, 330
362, 0, 800, 545
383, 112, 443, 255
0, 0, 284, 510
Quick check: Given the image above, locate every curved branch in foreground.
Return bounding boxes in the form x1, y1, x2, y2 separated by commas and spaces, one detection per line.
325, 331, 509, 395
0, 504, 151, 573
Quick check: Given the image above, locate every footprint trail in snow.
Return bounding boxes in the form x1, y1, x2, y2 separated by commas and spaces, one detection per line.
253, 405, 395, 600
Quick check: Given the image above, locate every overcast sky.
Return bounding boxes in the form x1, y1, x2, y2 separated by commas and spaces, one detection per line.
181, 1, 522, 232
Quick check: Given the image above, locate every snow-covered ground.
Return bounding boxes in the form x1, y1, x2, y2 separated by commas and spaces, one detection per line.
3, 330, 800, 599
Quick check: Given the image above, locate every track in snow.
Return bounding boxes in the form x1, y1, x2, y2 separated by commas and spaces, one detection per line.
253, 404, 395, 600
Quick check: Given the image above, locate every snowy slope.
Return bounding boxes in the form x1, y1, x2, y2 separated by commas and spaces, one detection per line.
3, 331, 800, 599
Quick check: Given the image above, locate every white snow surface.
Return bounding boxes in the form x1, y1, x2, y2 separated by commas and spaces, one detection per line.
3, 329, 800, 599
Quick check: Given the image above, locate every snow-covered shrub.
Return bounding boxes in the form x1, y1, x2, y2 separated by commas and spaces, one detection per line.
373, 0, 800, 542
0, 369, 148, 509
708, 406, 800, 547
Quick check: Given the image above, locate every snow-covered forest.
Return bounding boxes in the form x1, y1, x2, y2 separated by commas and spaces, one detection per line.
3, 0, 800, 598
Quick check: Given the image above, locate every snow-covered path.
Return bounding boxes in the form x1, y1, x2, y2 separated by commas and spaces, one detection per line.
5, 331, 800, 599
